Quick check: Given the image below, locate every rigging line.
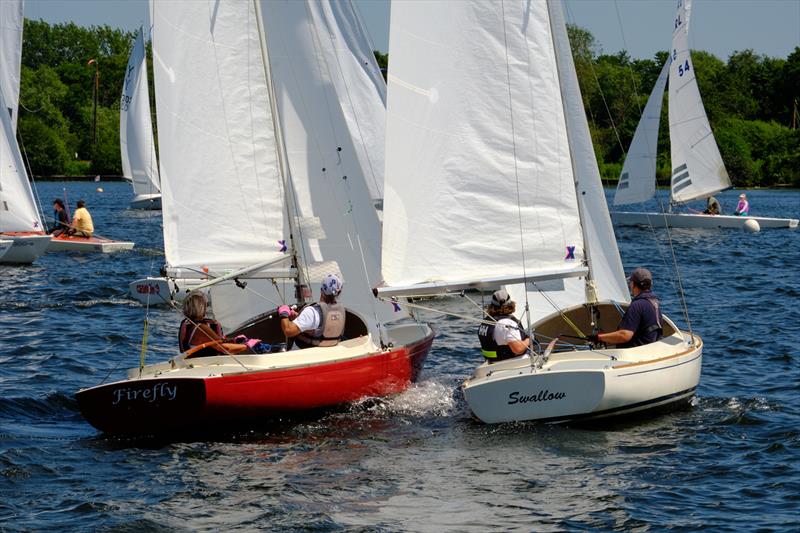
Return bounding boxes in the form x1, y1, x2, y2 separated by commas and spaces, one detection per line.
613, 0, 644, 116
529, 280, 586, 338
499, 0, 532, 329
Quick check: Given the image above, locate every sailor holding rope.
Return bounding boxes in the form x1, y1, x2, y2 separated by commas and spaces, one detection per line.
590, 268, 662, 348
477, 289, 531, 363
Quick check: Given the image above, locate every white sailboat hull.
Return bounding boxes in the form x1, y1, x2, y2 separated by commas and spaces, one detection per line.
611, 211, 798, 229
129, 193, 162, 210
0, 233, 52, 263
47, 235, 135, 253
0, 239, 12, 260
463, 331, 702, 424
128, 276, 208, 305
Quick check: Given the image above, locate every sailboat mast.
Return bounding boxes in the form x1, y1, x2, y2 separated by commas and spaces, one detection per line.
252, 0, 307, 301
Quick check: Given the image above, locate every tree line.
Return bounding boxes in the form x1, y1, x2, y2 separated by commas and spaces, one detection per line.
15, 20, 800, 187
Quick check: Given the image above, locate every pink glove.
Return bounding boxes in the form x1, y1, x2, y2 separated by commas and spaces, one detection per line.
278, 305, 292, 318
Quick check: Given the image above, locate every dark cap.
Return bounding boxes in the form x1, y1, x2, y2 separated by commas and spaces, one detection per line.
490, 289, 511, 307
628, 267, 652, 285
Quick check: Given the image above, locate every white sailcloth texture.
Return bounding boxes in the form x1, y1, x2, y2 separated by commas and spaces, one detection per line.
0, 0, 23, 130
120, 26, 160, 198
614, 59, 670, 206
306, 0, 387, 204
382, 0, 585, 291
0, 0, 43, 235
668, 0, 730, 203
261, 0, 397, 336
152, 0, 287, 271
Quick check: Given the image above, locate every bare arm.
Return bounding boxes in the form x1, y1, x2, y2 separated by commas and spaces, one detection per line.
507, 337, 531, 355
597, 329, 634, 345
280, 317, 301, 338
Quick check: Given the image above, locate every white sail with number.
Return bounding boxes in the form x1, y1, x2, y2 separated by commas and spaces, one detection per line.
668, 0, 730, 203
120, 26, 160, 204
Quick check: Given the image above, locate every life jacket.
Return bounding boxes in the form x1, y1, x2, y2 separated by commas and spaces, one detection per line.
623, 293, 663, 348
294, 302, 346, 348
477, 314, 529, 363
178, 318, 224, 355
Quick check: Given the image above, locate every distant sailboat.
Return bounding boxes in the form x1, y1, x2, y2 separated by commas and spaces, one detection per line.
121, 25, 161, 210
376, 0, 702, 424
611, 0, 798, 230
78, 0, 432, 436
0, 0, 51, 263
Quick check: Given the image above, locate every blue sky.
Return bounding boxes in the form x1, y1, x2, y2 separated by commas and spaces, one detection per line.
24, 0, 800, 61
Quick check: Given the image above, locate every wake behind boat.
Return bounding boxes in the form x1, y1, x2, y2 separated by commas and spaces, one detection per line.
610, 0, 797, 230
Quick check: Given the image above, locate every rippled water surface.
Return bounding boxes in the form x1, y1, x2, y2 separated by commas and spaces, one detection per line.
1, 183, 798, 531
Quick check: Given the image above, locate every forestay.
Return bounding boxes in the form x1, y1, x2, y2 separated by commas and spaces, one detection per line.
668, 0, 730, 203
152, 0, 287, 272
259, 0, 399, 337
0, 0, 44, 234
120, 26, 160, 199
306, 0, 387, 205
381, 0, 586, 295
614, 60, 670, 206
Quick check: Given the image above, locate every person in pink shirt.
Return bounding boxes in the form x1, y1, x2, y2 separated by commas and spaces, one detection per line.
734, 193, 750, 216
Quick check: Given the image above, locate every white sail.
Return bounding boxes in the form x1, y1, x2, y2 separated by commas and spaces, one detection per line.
120, 26, 160, 199
306, 0, 386, 204
380, 0, 586, 295
0, 0, 23, 130
0, 0, 43, 235
260, 0, 397, 337
668, 0, 730, 204
152, 0, 287, 272
614, 60, 670, 206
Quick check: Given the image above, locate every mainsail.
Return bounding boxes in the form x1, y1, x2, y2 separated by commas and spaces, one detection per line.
120, 26, 160, 200
152, 0, 287, 273
613, 60, 670, 206
0, 0, 44, 234
668, 0, 731, 203
260, 0, 397, 337
380, 0, 591, 297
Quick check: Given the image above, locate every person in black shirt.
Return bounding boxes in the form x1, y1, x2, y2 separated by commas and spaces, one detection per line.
49, 199, 69, 236
593, 267, 662, 348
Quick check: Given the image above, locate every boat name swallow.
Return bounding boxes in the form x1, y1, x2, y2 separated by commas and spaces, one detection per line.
508, 389, 566, 405
112, 382, 178, 405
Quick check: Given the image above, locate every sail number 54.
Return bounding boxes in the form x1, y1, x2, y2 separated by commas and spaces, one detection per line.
677, 59, 691, 77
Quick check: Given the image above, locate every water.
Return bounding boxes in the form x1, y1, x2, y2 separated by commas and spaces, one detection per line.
1, 183, 798, 531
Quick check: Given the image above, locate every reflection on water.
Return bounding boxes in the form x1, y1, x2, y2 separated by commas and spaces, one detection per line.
0, 184, 798, 530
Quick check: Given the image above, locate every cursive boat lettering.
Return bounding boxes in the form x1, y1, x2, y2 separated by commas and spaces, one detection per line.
112, 383, 178, 405
508, 389, 566, 405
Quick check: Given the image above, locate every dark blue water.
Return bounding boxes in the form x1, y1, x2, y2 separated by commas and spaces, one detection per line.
1, 182, 798, 531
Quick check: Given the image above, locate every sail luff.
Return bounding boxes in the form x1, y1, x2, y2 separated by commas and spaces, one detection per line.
120, 26, 160, 198
0, 0, 23, 130
614, 59, 670, 206
668, 0, 731, 204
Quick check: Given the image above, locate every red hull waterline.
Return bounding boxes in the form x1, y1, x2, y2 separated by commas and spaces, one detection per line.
76, 333, 434, 435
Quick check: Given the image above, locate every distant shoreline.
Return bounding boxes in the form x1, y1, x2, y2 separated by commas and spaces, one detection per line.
33, 176, 128, 182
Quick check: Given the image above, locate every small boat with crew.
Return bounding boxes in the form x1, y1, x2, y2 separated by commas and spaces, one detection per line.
47, 233, 135, 253
610, 0, 798, 230
375, 0, 701, 425
77, 0, 432, 436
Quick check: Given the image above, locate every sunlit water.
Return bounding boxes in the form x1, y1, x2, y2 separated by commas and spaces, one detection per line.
1, 183, 798, 530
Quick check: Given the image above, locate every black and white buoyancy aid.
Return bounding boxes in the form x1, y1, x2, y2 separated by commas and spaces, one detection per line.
295, 302, 346, 348
477, 314, 529, 362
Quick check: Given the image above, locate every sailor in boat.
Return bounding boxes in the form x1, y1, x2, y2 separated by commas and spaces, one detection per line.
48, 199, 70, 236
591, 268, 662, 349
179, 291, 248, 356
279, 274, 346, 349
703, 196, 722, 215
477, 289, 531, 364
734, 193, 750, 216
66, 200, 94, 238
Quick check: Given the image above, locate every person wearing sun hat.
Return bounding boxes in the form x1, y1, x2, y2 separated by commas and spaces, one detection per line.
279, 273, 346, 348
734, 193, 750, 216
591, 267, 662, 348
477, 288, 531, 363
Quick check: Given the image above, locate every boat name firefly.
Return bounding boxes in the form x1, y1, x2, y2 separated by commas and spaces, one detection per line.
112, 383, 178, 405
508, 389, 566, 405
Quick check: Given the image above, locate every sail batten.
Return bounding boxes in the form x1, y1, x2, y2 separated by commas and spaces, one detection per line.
668, 0, 731, 203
